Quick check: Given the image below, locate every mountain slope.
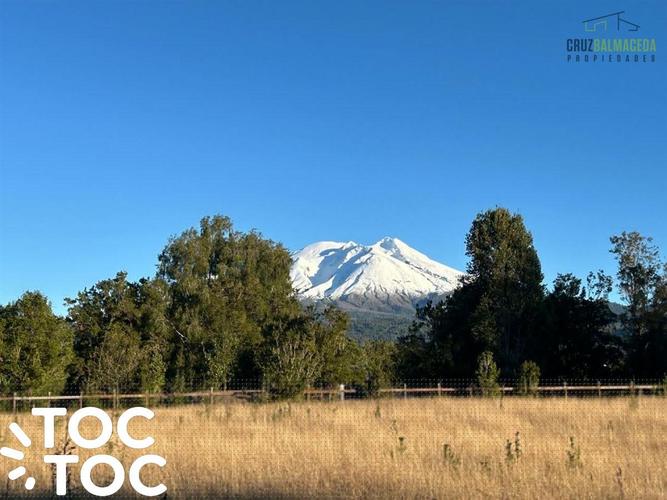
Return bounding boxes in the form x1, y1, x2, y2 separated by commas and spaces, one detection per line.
291, 237, 464, 316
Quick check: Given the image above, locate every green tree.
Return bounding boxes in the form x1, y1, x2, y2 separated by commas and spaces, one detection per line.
260, 310, 320, 398
476, 351, 500, 397
314, 306, 363, 387
95, 323, 143, 392
517, 360, 540, 396
361, 340, 396, 396
401, 207, 544, 378
66, 272, 141, 391
141, 340, 167, 394
134, 278, 170, 393
0, 292, 73, 395
610, 232, 663, 338
394, 327, 434, 380
157, 215, 298, 389
610, 232, 667, 376
585, 270, 614, 301
644, 281, 667, 378
260, 305, 359, 398
465, 208, 544, 369
536, 273, 622, 378
66, 273, 171, 393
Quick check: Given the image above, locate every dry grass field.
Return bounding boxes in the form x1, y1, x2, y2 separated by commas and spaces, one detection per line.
1, 396, 666, 498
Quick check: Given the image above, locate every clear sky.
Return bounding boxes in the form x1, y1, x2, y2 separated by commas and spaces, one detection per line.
1, 0, 666, 315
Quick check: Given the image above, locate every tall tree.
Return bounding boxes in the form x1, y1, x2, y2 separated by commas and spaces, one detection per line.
157, 215, 299, 389
66, 272, 143, 391
536, 273, 623, 378
465, 207, 544, 368
66, 273, 171, 392
0, 292, 73, 395
610, 232, 663, 337
404, 207, 544, 377
610, 232, 667, 376
134, 278, 171, 393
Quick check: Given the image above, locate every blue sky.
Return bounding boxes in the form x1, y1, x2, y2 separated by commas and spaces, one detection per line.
1, 0, 666, 314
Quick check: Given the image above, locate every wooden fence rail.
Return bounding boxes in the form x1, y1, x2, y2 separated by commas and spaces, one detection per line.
1, 383, 662, 412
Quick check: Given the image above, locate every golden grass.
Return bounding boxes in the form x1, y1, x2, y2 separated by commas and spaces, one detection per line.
1, 397, 666, 498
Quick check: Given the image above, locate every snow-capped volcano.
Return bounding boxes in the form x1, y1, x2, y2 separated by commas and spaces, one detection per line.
291, 237, 464, 314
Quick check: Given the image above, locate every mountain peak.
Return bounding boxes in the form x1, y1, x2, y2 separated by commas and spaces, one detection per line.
377, 235, 400, 244
291, 238, 464, 315
375, 236, 403, 250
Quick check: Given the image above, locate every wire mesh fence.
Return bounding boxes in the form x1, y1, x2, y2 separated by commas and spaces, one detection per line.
1, 378, 664, 412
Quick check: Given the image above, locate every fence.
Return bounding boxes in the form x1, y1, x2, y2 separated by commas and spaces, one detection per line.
298, 382, 663, 400
1, 380, 664, 413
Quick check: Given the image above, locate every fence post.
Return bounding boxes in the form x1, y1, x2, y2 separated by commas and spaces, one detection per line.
339, 384, 345, 401
47, 391, 51, 408
563, 381, 568, 399
12, 393, 16, 415
597, 381, 602, 398
79, 392, 84, 409
468, 386, 473, 398
403, 383, 407, 400
113, 389, 117, 410
437, 382, 442, 397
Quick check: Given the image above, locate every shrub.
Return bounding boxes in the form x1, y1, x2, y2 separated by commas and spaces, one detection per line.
505, 432, 522, 464
566, 436, 582, 469
443, 443, 461, 467
517, 360, 540, 396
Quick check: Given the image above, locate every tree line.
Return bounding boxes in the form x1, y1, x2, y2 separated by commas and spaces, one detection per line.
395, 208, 666, 383
1, 209, 665, 399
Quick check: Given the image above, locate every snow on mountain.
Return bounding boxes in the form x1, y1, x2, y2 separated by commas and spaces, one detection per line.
290, 237, 464, 314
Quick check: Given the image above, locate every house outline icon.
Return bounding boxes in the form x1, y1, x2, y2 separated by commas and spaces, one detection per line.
582, 11, 640, 32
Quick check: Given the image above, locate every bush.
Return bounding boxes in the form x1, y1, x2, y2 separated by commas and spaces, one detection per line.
517, 360, 540, 396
